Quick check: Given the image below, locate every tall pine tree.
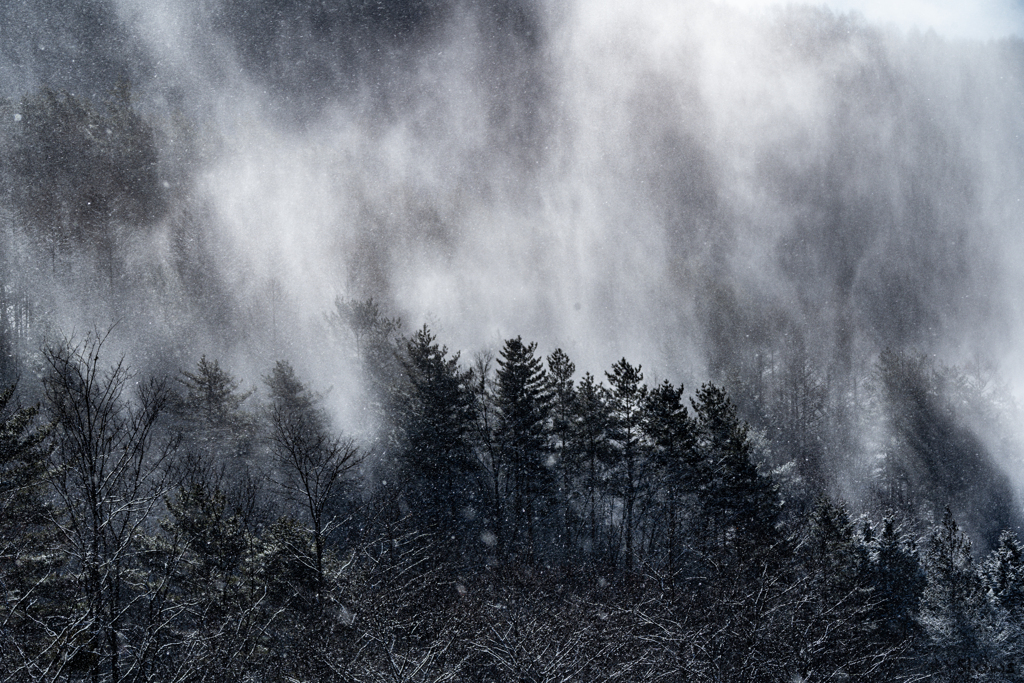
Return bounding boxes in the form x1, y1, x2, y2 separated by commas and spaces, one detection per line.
495, 337, 552, 565
604, 359, 649, 571
396, 327, 479, 558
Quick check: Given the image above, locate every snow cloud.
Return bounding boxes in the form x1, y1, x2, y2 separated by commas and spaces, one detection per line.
722, 0, 1024, 39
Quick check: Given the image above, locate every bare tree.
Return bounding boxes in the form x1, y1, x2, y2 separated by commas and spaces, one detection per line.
265, 361, 360, 587
342, 526, 468, 683
42, 330, 174, 683
468, 600, 624, 683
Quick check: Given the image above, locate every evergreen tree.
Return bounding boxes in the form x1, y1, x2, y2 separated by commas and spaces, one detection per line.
10, 84, 164, 284
161, 482, 248, 598
328, 297, 403, 430
985, 530, 1024, 620
469, 351, 501, 557
690, 383, 781, 566
869, 516, 926, 673
983, 530, 1024, 675
794, 498, 877, 681
547, 348, 577, 561
643, 379, 693, 573
0, 384, 54, 679
573, 372, 611, 561
249, 516, 327, 677
0, 385, 51, 559
140, 480, 258, 681
396, 327, 479, 556
920, 508, 997, 680
173, 356, 255, 468
876, 350, 1017, 548
774, 336, 829, 490
177, 356, 254, 431
604, 359, 649, 571
494, 336, 552, 564
170, 356, 264, 537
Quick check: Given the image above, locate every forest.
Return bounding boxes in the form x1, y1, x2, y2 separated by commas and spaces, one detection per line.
5, 0, 1024, 681
3, 301, 1024, 682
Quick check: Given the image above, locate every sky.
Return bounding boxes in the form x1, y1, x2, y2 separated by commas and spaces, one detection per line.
726, 0, 1024, 39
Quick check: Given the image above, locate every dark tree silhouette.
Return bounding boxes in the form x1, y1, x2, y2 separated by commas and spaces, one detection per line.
494, 336, 552, 564
395, 326, 479, 558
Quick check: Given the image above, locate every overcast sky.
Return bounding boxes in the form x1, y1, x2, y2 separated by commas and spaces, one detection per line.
723, 0, 1024, 39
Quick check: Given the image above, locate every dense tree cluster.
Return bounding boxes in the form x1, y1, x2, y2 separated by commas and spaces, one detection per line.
0, 316, 1022, 683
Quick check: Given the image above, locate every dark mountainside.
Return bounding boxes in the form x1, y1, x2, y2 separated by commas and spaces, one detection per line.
3, 1, 1024, 680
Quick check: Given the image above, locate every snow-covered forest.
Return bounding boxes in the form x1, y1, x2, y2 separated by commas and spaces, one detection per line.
5, 0, 1024, 680
3, 319, 1024, 681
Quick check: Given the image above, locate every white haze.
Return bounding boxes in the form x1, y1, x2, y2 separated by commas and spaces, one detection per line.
82, 0, 1024, 500
131, 5, 1015, 356
724, 0, 1024, 40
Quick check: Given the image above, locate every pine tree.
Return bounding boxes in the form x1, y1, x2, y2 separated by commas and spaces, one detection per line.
547, 348, 577, 561
0, 385, 51, 559
604, 359, 649, 571
162, 482, 248, 593
177, 356, 254, 431
794, 498, 876, 680
140, 480, 257, 680
0, 384, 54, 679
574, 372, 611, 562
920, 508, 997, 680
869, 516, 926, 671
11, 85, 164, 283
172, 356, 257, 493
328, 297, 403, 430
875, 350, 1017, 548
168, 356, 266, 546
396, 327, 479, 556
983, 530, 1024, 675
690, 383, 781, 560
495, 337, 552, 564
643, 379, 693, 573
986, 530, 1024, 619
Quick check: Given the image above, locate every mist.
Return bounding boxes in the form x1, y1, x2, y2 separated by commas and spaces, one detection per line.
149, 0, 1024, 374
3, 0, 1024, 540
